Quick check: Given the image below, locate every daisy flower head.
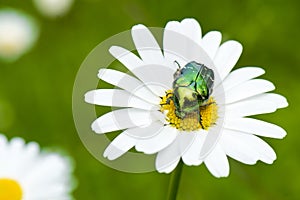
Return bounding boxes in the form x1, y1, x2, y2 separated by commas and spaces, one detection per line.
84, 18, 288, 177
0, 134, 75, 199
33, 0, 74, 18
0, 9, 39, 62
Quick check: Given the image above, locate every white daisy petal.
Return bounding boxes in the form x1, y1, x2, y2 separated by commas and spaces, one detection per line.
156, 158, 180, 174
214, 40, 243, 81
178, 132, 198, 155
200, 31, 222, 59
246, 93, 288, 109
98, 69, 160, 104
163, 20, 213, 68
220, 67, 265, 91
199, 126, 223, 159
85, 89, 157, 110
182, 132, 205, 166
155, 135, 182, 173
224, 118, 287, 139
156, 133, 199, 173
204, 144, 229, 178
92, 108, 162, 134
135, 126, 178, 154
103, 132, 136, 160
109, 45, 143, 71
124, 121, 164, 139
226, 100, 277, 117
220, 131, 259, 164
110, 47, 174, 97
180, 18, 202, 44
223, 79, 275, 104
131, 24, 164, 64
221, 130, 276, 164
163, 21, 187, 67
126, 64, 174, 97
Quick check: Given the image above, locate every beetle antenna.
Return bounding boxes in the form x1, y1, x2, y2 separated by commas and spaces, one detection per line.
174, 60, 181, 69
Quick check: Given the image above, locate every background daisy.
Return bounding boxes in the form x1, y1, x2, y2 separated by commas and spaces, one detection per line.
33, 0, 74, 18
0, 9, 39, 62
0, 134, 75, 200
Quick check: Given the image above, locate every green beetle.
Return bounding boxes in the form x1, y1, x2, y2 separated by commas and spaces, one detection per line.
172, 61, 214, 119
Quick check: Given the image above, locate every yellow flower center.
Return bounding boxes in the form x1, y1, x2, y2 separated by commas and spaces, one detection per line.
160, 90, 218, 131
0, 178, 23, 200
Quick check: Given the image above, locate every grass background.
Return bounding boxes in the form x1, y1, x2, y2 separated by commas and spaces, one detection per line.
0, 0, 298, 199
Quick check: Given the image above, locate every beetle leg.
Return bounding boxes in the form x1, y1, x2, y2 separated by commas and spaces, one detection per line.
201, 101, 216, 108
197, 111, 205, 129
164, 122, 175, 126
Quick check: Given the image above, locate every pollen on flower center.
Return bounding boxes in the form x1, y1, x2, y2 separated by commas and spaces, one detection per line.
160, 90, 218, 131
0, 178, 23, 200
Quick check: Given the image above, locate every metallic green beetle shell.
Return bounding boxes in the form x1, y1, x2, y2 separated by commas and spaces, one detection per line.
172, 61, 214, 118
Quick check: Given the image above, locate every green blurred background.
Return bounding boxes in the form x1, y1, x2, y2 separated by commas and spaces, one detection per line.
0, 0, 298, 199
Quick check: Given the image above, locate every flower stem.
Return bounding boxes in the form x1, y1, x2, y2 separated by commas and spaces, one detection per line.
167, 160, 183, 200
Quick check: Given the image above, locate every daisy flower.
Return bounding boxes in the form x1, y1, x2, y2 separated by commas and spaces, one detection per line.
85, 18, 288, 177
33, 0, 74, 18
0, 9, 39, 62
0, 134, 75, 199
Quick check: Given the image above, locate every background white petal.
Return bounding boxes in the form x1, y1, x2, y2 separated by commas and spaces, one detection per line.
33, 0, 74, 18
0, 10, 39, 61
